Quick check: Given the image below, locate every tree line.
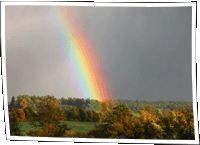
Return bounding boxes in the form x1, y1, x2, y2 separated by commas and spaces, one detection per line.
8, 95, 194, 139
8, 95, 117, 123
115, 99, 193, 114
9, 94, 193, 114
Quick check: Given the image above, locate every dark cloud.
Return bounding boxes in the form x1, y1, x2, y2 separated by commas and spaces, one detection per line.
5, 6, 192, 102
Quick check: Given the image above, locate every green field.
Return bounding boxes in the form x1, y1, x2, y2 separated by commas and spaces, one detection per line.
18, 114, 141, 134
18, 121, 102, 133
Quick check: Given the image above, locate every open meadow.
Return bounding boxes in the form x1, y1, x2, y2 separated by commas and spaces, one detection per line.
18, 113, 141, 134
18, 121, 103, 133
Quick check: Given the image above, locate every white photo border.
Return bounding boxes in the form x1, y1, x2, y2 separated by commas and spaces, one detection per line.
2, 1, 198, 144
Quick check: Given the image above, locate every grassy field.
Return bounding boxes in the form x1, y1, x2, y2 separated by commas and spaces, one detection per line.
18, 121, 101, 133
18, 114, 141, 134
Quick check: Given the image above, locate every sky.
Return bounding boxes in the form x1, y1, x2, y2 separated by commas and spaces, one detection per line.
5, 5, 193, 102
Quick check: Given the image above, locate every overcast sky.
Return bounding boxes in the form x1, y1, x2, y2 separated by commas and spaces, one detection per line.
5, 5, 192, 102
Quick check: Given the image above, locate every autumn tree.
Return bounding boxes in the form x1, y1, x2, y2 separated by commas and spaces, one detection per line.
92, 111, 100, 122
100, 101, 111, 113
9, 110, 22, 136
88, 105, 174, 139
20, 98, 28, 109
11, 108, 27, 122
26, 95, 71, 137
9, 96, 32, 135
23, 107, 37, 121
88, 105, 135, 138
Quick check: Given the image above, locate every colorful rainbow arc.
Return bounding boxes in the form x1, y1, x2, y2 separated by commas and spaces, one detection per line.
50, 6, 113, 102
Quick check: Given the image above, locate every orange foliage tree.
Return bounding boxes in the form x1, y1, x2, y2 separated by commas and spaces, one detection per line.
20, 98, 28, 109
9, 108, 27, 122
88, 105, 136, 138
26, 95, 71, 137
9, 108, 26, 136
88, 105, 194, 139
19, 98, 35, 121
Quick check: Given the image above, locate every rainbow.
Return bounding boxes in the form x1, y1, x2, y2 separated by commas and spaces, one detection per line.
50, 6, 113, 102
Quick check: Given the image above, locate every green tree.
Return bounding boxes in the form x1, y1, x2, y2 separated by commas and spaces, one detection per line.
78, 108, 88, 122
86, 109, 93, 122
9, 96, 16, 111
88, 100, 99, 112
23, 107, 38, 121
60, 104, 77, 111
10, 96, 16, 108
74, 98, 86, 108
92, 111, 100, 122
60, 97, 66, 105
65, 108, 79, 121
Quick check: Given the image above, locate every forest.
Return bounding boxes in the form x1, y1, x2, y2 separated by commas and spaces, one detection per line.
9, 94, 193, 114
8, 94, 194, 139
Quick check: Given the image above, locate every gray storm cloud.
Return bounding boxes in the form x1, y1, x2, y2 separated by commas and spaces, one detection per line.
5, 6, 192, 102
